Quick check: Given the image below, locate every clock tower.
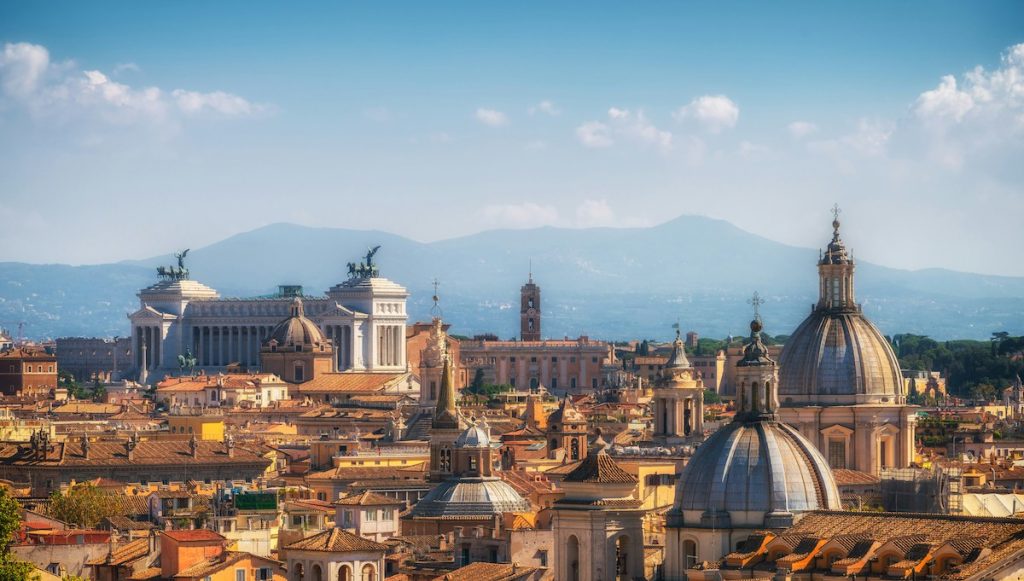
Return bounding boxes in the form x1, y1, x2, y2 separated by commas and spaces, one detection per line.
520, 270, 541, 341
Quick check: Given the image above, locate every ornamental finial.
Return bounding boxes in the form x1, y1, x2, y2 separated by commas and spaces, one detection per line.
831, 203, 842, 233
430, 278, 443, 318
747, 291, 765, 323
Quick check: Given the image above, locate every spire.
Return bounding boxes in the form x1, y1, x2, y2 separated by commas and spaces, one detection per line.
817, 204, 857, 311
664, 329, 690, 369
528, 259, 533, 284
820, 203, 851, 266
433, 355, 460, 429
735, 299, 779, 421
430, 278, 443, 319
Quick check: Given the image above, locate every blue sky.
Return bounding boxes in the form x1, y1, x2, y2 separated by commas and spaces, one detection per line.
1, 1, 1023, 275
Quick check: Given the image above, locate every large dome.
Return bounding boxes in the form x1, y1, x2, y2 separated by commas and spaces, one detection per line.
672, 419, 841, 528
264, 297, 328, 349
777, 212, 904, 406
778, 310, 904, 405
406, 477, 531, 518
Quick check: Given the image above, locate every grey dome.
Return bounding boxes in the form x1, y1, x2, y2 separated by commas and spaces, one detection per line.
778, 310, 904, 405
673, 420, 840, 528
407, 477, 531, 518
455, 424, 491, 448
264, 297, 327, 349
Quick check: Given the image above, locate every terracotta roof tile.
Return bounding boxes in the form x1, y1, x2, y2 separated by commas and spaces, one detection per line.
336, 491, 403, 506
297, 373, 406, 394
562, 452, 636, 484
284, 527, 389, 552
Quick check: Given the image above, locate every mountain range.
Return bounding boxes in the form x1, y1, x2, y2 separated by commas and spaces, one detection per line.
2, 215, 1022, 342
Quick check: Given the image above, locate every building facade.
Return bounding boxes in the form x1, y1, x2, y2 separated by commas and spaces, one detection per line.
55, 337, 133, 382
128, 251, 408, 383
0, 347, 57, 397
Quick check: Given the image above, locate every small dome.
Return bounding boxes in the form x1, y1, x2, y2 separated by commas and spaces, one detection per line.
407, 477, 531, 518
264, 297, 327, 349
455, 422, 491, 448
672, 420, 840, 528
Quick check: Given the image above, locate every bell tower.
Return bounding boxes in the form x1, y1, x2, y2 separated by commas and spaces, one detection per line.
520, 267, 541, 341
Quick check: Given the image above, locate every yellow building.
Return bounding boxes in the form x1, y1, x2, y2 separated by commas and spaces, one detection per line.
167, 415, 225, 441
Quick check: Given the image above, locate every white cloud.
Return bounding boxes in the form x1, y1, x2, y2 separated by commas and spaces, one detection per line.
787, 121, 818, 138
0, 41, 265, 129
575, 199, 617, 228
576, 120, 613, 148
529, 100, 560, 116
173, 89, 256, 116
112, 62, 140, 76
577, 108, 672, 152
480, 202, 559, 229
0, 42, 50, 97
475, 107, 508, 127
673, 95, 739, 133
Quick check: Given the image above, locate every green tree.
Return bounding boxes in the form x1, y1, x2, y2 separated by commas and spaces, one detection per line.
48, 483, 118, 529
470, 369, 485, 392
90, 380, 106, 402
0, 487, 36, 581
58, 370, 84, 399
703, 388, 721, 404
970, 383, 997, 404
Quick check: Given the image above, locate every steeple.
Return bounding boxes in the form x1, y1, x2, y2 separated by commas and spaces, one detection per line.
735, 295, 780, 423
664, 329, 690, 370
433, 356, 460, 430
817, 204, 857, 311
520, 270, 541, 341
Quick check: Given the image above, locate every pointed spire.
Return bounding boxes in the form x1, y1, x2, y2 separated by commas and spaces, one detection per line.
433, 355, 459, 429
664, 329, 690, 369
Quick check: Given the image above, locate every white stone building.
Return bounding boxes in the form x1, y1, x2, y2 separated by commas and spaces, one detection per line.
128, 256, 409, 383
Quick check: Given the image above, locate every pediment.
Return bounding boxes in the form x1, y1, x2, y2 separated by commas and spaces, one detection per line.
127, 304, 174, 321
820, 423, 855, 437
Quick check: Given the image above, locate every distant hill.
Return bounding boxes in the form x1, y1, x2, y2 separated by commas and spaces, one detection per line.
3, 216, 1023, 341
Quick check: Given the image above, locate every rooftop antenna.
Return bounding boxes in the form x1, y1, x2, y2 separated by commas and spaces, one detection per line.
528, 259, 533, 283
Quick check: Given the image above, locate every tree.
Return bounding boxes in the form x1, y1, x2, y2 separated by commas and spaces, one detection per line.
470, 369, 485, 392
58, 370, 84, 400
0, 487, 36, 581
48, 483, 118, 529
703, 389, 721, 404
90, 380, 106, 403
970, 384, 997, 404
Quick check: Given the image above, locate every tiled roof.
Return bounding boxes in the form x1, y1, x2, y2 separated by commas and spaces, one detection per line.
174, 551, 280, 578
562, 452, 636, 484
297, 373, 406, 394
431, 562, 543, 581
284, 527, 389, 552
162, 529, 224, 543
0, 439, 271, 468
127, 567, 161, 580
336, 491, 404, 506
832, 469, 880, 486
157, 373, 284, 393
85, 538, 150, 566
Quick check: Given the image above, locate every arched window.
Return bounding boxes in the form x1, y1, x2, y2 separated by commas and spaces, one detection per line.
615, 535, 630, 580
294, 362, 305, 383
361, 564, 375, 581
683, 539, 698, 569
570, 438, 580, 460
338, 565, 352, 581
293, 563, 304, 581
566, 535, 580, 581
311, 564, 323, 581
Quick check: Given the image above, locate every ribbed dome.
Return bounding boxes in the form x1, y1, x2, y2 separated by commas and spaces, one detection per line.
778, 310, 904, 405
264, 297, 327, 349
673, 420, 841, 528
455, 423, 491, 448
406, 477, 531, 518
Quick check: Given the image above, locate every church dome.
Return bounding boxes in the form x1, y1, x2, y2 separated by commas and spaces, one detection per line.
778, 311, 904, 405
548, 395, 586, 426
777, 212, 904, 405
265, 297, 327, 349
455, 422, 491, 449
406, 477, 531, 518
672, 420, 841, 528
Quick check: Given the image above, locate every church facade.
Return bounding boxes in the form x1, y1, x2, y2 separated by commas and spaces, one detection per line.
127, 250, 408, 383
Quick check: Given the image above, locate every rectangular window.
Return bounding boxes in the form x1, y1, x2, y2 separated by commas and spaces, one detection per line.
570, 378, 577, 389
382, 508, 394, 520
538, 550, 548, 567
551, 357, 557, 363
510, 357, 516, 363
364, 509, 376, 521
828, 439, 846, 469
236, 569, 246, 581
530, 357, 537, 362
292, 515, 303, 526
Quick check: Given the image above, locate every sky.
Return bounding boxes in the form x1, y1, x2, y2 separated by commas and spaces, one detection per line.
1, 2, 1023, 275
